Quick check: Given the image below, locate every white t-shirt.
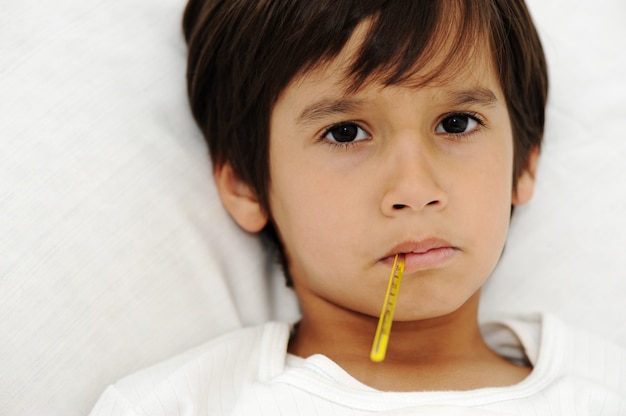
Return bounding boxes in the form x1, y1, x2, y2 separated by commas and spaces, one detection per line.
90, 314, 626, 415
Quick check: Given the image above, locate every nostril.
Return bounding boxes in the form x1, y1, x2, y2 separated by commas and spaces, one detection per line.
392, 200, 439, 210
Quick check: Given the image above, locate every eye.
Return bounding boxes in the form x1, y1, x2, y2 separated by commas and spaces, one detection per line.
323, 122, 370, 143
435, 113, 481, 135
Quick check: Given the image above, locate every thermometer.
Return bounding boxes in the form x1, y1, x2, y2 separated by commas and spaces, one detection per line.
370, 253, 406, 362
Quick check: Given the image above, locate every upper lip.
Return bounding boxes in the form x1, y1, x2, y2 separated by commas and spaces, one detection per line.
383, 238, 455, 259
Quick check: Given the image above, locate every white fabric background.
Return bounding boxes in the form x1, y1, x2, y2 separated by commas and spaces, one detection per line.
1, 1, 624, 415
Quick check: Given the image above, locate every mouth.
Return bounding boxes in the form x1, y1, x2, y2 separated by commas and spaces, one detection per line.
380, 238, 459, 273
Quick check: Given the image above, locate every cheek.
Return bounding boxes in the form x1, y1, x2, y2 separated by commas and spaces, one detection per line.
268, 151, 381, 296
269, 159, 357, 262
461, 142, 515, 258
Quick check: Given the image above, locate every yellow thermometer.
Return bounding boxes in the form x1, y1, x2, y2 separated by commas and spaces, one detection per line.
370, 253, 406, 362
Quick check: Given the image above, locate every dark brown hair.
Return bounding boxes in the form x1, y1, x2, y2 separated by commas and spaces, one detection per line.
183, 0, 548, 282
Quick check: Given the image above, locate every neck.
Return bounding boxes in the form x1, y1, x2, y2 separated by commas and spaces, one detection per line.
288, 291, 530, 391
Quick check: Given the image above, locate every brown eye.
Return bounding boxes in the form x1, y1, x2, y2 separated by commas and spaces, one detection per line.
442, 115, 468, 133
436, 114, 479, 135
324, 123, 370, 143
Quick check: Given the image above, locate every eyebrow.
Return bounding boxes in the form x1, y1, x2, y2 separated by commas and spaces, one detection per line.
444, 87, 498, 108
296, 97, 364, 126
295, 87, 498, 126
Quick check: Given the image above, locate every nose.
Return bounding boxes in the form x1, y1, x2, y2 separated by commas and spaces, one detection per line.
380, 137, 448, 217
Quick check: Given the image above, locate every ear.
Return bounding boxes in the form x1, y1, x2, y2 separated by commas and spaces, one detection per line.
512, 146, 540, 206
214, 163, 268, 233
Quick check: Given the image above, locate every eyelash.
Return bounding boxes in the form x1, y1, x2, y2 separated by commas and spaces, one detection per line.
436, 112, 487, 141
319, 122, 370, 150
318, 112, 488, 149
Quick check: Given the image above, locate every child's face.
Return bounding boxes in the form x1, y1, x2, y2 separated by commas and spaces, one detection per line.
266, 32, 535, 321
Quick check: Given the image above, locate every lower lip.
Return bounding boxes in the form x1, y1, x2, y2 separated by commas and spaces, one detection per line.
381, 247, 458, 273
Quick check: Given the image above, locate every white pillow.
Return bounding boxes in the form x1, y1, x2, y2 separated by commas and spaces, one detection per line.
1, 1, 296, 415
0, 1, 623, 415
482, 0, 626, 342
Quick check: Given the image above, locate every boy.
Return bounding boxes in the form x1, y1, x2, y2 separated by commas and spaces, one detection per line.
91, 0, 626, 414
